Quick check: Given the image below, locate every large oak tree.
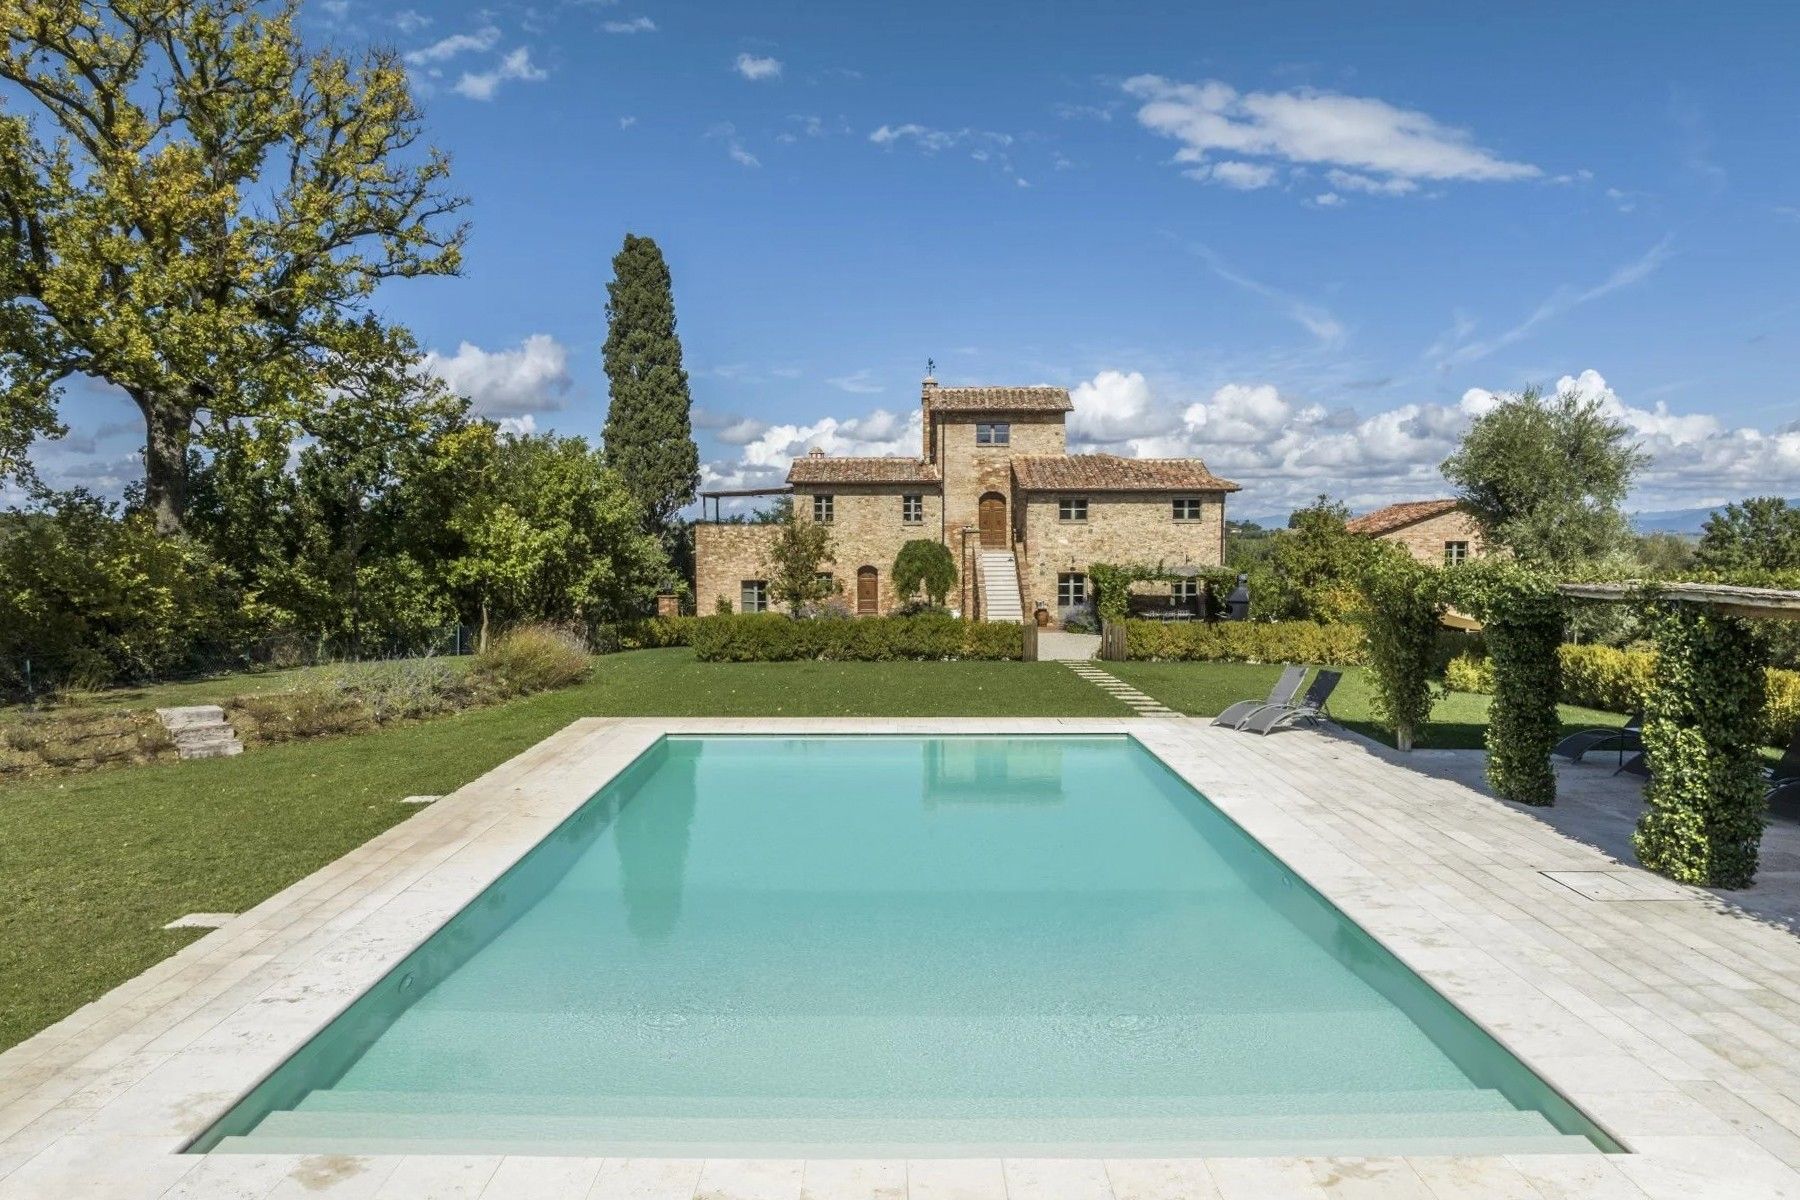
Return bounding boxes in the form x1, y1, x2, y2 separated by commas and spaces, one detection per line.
0, 0, 465, 532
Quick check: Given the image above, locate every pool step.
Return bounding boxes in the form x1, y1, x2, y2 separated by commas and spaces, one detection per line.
237, 1105, 1583, 1150
294, 1087, 1528, 1120
213, 1130, 1600, 1159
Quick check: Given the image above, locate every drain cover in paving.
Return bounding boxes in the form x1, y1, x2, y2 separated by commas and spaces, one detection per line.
1541, 870, 1696, 902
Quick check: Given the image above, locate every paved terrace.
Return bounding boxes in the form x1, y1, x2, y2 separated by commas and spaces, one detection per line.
4, 718, 1800, 1198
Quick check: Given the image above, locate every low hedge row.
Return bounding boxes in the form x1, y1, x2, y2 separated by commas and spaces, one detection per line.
1446, 644, 1800, 749
1122, 620, 1369, 665
690, 614, 1023, 662
591, 616, 698, 653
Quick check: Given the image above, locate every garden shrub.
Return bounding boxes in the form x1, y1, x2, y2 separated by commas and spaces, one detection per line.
893, 540, 958, 608
1356, 547, 1445, 751
1446, 560, 1563, 806
230, 686, 374, 743
1443, 653, 1493, 694
1633, 605, 1770, 888
472, 624, 593, 693
590, 616, 697, 653
689, 614, 1023, 662
1122, 620, 1367, 665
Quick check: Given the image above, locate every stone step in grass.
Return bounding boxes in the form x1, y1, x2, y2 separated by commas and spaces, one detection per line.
154, 705, 245, 760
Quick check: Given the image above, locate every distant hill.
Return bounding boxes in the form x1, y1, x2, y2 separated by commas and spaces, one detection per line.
1630, 499, 1800, 536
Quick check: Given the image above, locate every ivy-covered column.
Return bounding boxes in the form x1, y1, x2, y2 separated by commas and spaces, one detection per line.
1357, 546, 1444, 752
1633, 604, 1770, 888
1451, 562, 1563, 806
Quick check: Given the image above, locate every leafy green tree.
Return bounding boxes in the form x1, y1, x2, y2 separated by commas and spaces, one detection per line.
893, 539, 957, 608
0, 0, 465, 534
188, 339, 480, 653
450, 433, 667, 637
1260, 496, 1373, 621
0, 492, 241, 693
761, 508, 835, 615
1633, 531, 1697, 577
1694, 497, 1800, 573
602, 234, 699, 544
1442, 385, 1647, 569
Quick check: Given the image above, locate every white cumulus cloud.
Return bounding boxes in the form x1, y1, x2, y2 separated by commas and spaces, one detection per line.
405, 26, 498, 65
1123, 75, 1539, 196
455, 48, 547, 101
423, 334, 572, 417
735, 53, 782, 81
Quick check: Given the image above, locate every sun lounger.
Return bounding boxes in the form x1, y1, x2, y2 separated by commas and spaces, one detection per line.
1241, 670, 1341, 736
1553, 711, 1644, 768
1214, 665, 1307, 730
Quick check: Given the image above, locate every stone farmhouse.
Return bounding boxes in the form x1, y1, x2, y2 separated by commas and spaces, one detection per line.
1345, 499, 1487, 567
695, 377, 1241, 625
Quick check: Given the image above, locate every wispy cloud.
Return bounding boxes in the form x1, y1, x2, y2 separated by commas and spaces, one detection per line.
405, 26, 499, 65
735, 53, 782, 81
1123, 76, 1539, 197
603, 16, 656, 34
1435, 236, 1674, 367
1186, 244, 1346, 346
869, 123, 1012, 153
828, 369, 885, 395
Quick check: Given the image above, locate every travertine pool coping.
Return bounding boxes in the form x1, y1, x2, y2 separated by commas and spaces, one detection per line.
5, 717, 1800, 1198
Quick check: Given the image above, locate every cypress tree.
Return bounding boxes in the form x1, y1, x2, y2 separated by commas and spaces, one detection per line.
602, 234, 700, 541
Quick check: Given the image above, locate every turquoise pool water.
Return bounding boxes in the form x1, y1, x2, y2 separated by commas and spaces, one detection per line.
199, 735, 1614, 1157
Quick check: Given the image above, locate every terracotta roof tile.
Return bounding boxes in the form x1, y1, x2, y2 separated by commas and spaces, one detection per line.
925, 385, 1073, 413
1011, 454, 1240, 493
786, 454, 941, 485
1345, 498, 1464, 536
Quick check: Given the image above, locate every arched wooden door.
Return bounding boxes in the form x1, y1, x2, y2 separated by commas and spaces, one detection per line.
978, 492, 1007, 548
856, 566, 879, 615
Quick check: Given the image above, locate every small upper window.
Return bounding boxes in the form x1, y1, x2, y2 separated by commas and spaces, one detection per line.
740, 581, 768, 613
902, 493, 924, 523
813, 494, 834, 523
1444, 540, 1470, 566
1172, 496, 1203, 521
1058, 497, 1089, 522
975, 422, 1011, 446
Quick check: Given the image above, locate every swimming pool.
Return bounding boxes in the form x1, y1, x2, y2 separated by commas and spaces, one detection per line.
197, 735, 1615, 1157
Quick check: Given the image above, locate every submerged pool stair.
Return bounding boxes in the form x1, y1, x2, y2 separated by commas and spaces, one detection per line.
210, 1087, 1601, 1158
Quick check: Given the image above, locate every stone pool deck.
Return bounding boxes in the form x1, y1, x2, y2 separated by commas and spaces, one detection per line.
4, 717, 1800, 1198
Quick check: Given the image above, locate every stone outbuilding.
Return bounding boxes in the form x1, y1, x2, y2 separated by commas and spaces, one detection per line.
694, 377, 1240, 625
1345, 498, 1487, 567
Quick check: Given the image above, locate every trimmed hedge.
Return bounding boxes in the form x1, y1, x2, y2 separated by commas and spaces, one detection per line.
1446, 643, 1799, 749
1123, 620, 1368, 665
690, 614, 1023, 662
590, 616, 698, 652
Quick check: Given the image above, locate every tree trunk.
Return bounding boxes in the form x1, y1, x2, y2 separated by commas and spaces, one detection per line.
137, 393, 194, 536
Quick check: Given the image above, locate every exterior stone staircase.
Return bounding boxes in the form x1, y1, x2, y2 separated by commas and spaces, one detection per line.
977, 549, 1024, 623
155, 705, 244, 760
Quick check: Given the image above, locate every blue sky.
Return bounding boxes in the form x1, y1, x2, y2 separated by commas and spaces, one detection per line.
29, 0, 1800, 517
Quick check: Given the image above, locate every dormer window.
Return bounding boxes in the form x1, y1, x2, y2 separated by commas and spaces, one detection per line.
975, 422, 1011, 446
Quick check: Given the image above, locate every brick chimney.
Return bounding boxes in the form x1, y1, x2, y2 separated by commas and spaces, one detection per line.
921, 373, 938, 460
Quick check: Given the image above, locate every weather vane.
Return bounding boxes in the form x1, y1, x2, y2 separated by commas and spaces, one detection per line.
927, 357, 936, 376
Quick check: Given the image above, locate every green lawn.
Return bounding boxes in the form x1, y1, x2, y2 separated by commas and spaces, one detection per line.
1105, 660, 1630, 749
0, 650, 1126, 1050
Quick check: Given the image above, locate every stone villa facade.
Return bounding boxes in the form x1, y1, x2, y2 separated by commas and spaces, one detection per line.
695, 378, 1240, 625
1345, 499, 1487, 566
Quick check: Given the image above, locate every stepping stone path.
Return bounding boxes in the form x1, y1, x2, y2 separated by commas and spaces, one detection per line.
154, 705, 244, 760
1063, 662, 1179, 717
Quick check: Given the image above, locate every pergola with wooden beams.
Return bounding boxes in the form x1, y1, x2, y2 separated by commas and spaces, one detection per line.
1557, 580, 1800, 621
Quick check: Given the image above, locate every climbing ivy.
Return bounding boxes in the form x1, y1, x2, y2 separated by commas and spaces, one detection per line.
1355, 545, 1444, 751
1088, 563, 1236, 623
1632, 603, 1770, 888
1445, 561, 1564, 806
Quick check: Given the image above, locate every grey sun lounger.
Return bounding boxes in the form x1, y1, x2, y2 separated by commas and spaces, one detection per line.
1553, 710, 1644, 768
1214, 665, 1307, 730
1241, 670, 1341, 735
